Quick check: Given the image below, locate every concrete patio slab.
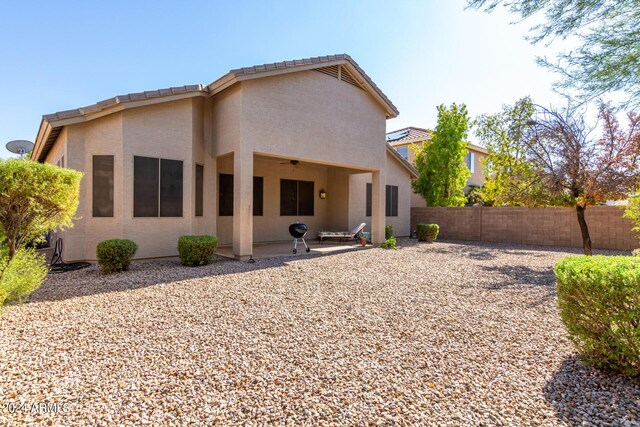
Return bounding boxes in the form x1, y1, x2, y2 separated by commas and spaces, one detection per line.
217, 240, 371, 259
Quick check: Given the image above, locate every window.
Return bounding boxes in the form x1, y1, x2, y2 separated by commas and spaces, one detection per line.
218, 174, 234, 216
218, 174, 264, 216
56, 156, 65, 168
253, 177, 264, 216
366, 184, 398, 217
386, 185, 398, 217
466, 152, 475, 173
93, 155, 114, 217
396, 145, 409, 160
280, 179, 314, 216
195, 164, 204, 217
133, 156, 183, 217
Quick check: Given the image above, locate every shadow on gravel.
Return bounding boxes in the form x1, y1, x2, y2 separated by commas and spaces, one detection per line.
480, 264, 556, 306
28, 252, 332, 303
544, 356, 640, 425
425, 242, 498, 260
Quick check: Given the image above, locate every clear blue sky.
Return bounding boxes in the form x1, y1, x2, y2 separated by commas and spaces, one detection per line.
0, 0, 567, 159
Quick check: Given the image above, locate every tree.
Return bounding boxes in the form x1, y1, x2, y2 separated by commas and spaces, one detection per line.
412, 103, 471, 206
476, 100, 640, 255
475, 97, 552, 206
0, 160, 83, 259
467, 0, 640, 109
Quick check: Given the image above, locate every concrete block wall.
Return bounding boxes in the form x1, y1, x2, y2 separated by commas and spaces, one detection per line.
411, 206, 638, 251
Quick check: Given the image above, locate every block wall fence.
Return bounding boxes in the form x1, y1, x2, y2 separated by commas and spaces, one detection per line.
410, 206, 639, 251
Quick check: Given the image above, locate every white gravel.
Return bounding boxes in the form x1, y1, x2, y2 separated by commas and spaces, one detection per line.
0, 239, 638, 426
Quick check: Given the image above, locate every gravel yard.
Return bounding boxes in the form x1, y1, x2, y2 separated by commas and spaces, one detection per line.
1, 239, 638, 426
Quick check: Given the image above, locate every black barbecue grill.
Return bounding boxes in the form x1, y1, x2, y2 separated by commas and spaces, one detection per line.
289, 222, 311, 254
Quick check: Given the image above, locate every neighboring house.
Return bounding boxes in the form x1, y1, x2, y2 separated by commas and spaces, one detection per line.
386, 126, 488, 207
31, 54, 418, 261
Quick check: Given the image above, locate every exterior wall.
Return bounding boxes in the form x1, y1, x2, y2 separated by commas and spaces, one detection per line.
411, 206, 638, 251
121, 98, 197, 259
466, 149, 485, 188
393, 140, 487, 206
53, 98, 205, 261
216, 155, 332, 245
241, 70, 387, 171
326, 169, 350, 231
349, 151, 413, 237
209, 84, 242, 157
72, 114, 124, 262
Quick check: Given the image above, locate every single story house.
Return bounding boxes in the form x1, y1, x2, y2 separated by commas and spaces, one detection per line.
31, 54, 418, 261
386, 126, 488, 207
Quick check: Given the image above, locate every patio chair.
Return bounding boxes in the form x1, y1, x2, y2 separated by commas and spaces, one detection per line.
318, 223, 366, 244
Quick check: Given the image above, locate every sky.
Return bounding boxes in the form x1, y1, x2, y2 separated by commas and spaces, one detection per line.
0, 0, 570, 159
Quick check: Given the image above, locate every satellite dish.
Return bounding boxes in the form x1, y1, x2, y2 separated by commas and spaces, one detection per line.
6, 140, 34, 159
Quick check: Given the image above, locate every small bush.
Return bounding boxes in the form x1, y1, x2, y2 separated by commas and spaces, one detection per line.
417, 224, 439, 241
178, 235, 218, 266
0, 247, 48, 305
385, 224, 393, 240
96, 239, 138, 273
554, 256, 640, 378
380, 236, 397, 250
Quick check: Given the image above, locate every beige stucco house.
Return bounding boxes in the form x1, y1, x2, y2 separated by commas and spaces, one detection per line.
386, 126, 488, 207
31, 54, 418, 261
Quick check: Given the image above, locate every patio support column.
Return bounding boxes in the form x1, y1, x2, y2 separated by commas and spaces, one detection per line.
233, 150, 253, 259
371, 169, 386, 244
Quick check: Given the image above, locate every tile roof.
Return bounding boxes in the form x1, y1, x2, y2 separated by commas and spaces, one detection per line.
43, 85, 206, 122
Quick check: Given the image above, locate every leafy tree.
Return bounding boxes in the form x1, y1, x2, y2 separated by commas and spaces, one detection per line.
412, 103, 471, 206
476, 99, 640, 255
467, 0, 640, 108
0, 160, 83, 259
476, 97, 554, 206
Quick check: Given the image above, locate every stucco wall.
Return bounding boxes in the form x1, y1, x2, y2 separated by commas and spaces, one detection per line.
72, 114, 124, 261
241, 70, 387, 170
349, 151, 412, 237
51, 98, 204, 260
121, 98, 197, 259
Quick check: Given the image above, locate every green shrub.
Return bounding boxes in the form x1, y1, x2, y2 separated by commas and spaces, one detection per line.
96, 239, 138, 273
0, 247, 48, 305
385, 224, 393, 240
554, 256, 640, 378
380, 236, 397, 250
416, 224, 440, 241
0, 159, 82, 259
178, 235, 218, 266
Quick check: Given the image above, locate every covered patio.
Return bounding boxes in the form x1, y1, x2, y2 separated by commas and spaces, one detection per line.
214, 152, 386, 259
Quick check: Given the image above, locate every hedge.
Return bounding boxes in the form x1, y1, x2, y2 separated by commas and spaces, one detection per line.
416, 224, 439, 241
96, 239, 138, 273
555, 256, 640, 378
178, 235, 218, 266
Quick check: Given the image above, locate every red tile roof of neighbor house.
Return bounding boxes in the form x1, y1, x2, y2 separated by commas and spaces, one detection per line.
386, 126, 488, 154
33, 54, 399, 162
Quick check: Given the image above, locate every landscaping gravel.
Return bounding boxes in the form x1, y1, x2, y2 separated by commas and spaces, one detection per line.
0, 239, 638, 426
